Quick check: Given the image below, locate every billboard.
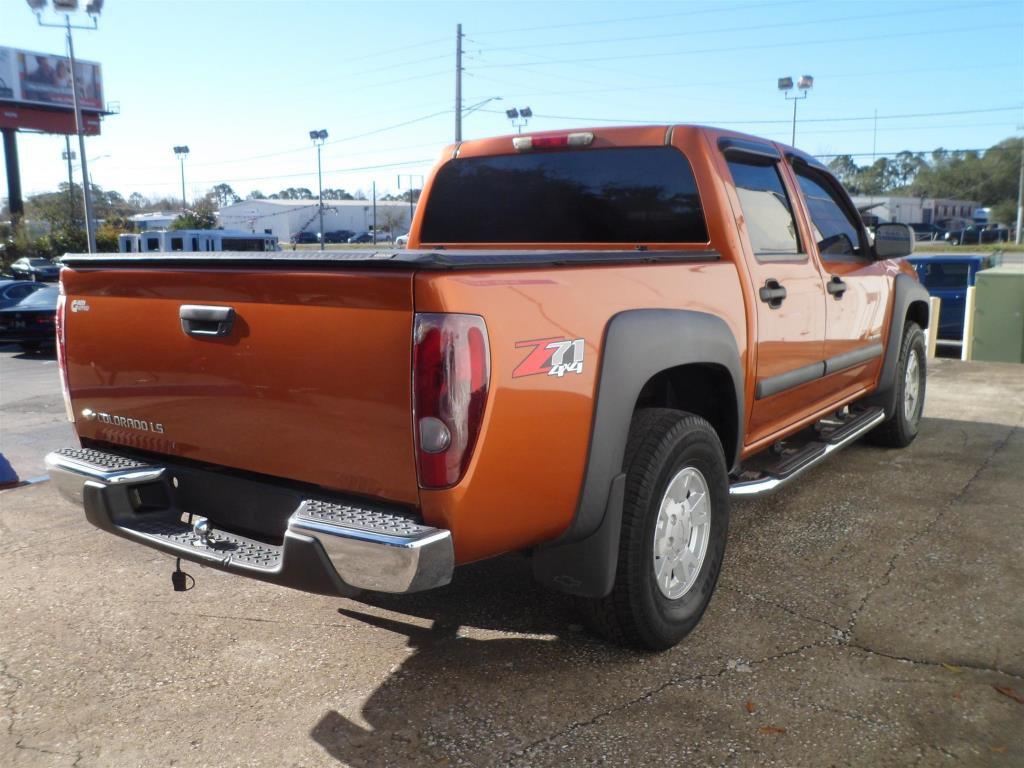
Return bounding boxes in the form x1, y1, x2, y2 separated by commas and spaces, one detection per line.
0, 45, 104, 112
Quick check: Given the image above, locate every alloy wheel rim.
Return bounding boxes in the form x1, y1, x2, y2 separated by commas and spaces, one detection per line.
652, 466, 711, 600
904, 348, 921, 422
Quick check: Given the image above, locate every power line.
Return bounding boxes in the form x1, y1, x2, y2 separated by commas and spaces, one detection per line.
474, 105, 1024, 127
118, 158, 435, 189
469, 23, 1023, 70
473, 0, 813, 36
814, 146, 1022, 159
478, 2, 1003, 53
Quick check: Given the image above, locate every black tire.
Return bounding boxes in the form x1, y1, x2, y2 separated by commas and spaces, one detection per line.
18, 342, 41, 353
870, 321, 926, 448
580, 408, 730, 651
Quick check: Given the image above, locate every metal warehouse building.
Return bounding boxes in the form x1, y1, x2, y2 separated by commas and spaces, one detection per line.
217, 199, 413, 242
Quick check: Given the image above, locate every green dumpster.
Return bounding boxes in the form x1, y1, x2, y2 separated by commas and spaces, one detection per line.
971, 266, 1024, 363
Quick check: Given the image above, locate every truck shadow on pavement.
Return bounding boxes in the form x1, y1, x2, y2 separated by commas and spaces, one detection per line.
310, 555, 635, 765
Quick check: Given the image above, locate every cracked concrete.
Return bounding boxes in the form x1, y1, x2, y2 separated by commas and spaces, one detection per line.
1, 355, 1022, 766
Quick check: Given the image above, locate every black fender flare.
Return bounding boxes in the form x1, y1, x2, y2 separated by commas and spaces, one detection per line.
864, 272, 931, 417
531, 308, 744, 598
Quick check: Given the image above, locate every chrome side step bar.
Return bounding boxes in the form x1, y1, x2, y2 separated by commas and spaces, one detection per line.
729, 407, 886, 499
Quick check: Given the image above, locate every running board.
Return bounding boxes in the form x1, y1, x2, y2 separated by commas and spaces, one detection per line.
729, 407, 886, 499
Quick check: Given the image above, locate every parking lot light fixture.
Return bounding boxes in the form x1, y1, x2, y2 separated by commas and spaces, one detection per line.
779, 74, 812, 146
173, 145, 189, 209
507, 106, 532, 134
310, 129, 328, 251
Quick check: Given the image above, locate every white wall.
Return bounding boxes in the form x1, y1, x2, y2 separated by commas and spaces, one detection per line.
217, 200, 413, 241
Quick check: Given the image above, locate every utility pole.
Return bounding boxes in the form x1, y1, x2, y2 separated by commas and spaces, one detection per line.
173, 146, 189, 210
455, 23, 463, 142
63, 138, 76, 223
65, 16, 96, 253
397, 173, 424, 233
372, 181, 377, 241
1016, 135, 1023, 245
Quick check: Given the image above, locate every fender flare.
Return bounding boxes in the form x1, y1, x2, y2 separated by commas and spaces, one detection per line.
864, 273, 931, 417
532, 308, 744, 598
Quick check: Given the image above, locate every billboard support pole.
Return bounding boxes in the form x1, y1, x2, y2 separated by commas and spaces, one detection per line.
64, 16, 96, 253
2, 127, 23, 236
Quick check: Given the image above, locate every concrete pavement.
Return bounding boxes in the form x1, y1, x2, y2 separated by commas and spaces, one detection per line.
1, 356, 1022, 766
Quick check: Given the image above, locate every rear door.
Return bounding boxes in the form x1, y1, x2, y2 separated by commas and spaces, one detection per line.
788, 163, 889, 387
61, 267, 420, 505
719, 144, 828, 444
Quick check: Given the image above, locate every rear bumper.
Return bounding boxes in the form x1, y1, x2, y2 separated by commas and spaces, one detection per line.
45, 447, 453, 595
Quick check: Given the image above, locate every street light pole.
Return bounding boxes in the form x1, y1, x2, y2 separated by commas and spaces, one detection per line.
1015, 135, 1023, 245
309, 129, 328, 250
778, 75, 813, 146
62, 139, 76, 222
173, 146, 189, 209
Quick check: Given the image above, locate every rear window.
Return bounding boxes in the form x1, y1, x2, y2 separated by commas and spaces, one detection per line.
915, 262, 970, 289
420, 147, 708, 243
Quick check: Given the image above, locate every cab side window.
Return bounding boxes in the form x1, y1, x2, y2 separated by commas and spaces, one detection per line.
726, 158, 802, 261
794, 169, 867, 261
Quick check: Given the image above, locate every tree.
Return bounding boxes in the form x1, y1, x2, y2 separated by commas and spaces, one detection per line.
322, 188, 355, 200
209, 183, 241, 207
128, 192, 148, 209
170, 199, 217, 230
270, 187, 314, 200
247, 190, 267, 200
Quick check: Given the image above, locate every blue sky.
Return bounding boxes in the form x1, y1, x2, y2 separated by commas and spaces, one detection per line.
2, 0, 1022, 202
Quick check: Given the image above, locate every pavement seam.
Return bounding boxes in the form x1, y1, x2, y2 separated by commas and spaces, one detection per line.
721, 584, 847, 637
846, 425, 1017, 637
504, 637, 833, 764
844, 641, 1024, 682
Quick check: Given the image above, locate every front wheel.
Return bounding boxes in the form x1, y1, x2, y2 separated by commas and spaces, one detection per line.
580, 409, 730, 651
870, 321, 926, 448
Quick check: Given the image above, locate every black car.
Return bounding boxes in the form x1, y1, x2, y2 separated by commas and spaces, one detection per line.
943, 224, 1008, 246
290, 232, 320, 245
9, 257, 60, 282
0, 284, 58, 352
323, 229, 355, 244
909, 223, 944, 242
0, 280, 47, 309
347, 232, 373, 244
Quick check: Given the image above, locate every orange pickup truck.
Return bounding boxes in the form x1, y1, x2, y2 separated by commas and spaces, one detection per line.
47, 125, 929, 650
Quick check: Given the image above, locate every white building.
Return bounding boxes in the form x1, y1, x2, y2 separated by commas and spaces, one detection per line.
851, 196, 980, 226
216, 199, 413, 242
130, 211, 180, 231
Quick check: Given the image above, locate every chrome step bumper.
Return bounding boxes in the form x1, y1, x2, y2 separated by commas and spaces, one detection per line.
45, 448, 453, 595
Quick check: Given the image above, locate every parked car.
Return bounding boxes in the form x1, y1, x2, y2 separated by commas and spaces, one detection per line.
0, 280, 47, 309
984, 223, 1010, 241
48, 124, 925, 651
906, 255, 989, 341
943, 223, 1007, 245
323, 230, 355, 244
395, 233, 410, 248
290, 232, 320, 245
347, 232, 373, 243
908, 223, 944, 242
10, 257, 60, 282
0, 284, 58, 351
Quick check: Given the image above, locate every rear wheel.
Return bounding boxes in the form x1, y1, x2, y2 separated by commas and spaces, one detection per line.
580, 409, 729, 650
870, 320, 926, 448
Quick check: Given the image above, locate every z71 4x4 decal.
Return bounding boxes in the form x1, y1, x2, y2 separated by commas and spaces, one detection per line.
513, 337, 585, 378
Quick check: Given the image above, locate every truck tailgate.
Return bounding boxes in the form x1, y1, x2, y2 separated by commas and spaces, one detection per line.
60, 268, 420, 505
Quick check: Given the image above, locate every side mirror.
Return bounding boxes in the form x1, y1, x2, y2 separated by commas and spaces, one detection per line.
874, 223, 914, 259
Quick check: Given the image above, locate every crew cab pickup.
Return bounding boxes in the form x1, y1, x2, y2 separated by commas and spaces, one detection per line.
47, 126, 929, 650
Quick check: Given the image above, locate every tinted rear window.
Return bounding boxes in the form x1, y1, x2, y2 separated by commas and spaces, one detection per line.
420, 147, 708, 243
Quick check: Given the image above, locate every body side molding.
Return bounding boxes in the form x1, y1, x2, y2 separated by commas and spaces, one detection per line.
532, 308, 744, 598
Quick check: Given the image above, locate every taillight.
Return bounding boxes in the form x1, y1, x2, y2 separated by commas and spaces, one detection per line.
55, 285, 74, 422
412, 313, 490, 489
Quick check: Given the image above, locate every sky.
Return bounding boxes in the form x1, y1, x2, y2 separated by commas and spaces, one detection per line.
1, 0, 1022, 204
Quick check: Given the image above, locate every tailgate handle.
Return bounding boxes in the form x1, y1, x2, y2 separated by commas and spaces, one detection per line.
179, 305, 235, 337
